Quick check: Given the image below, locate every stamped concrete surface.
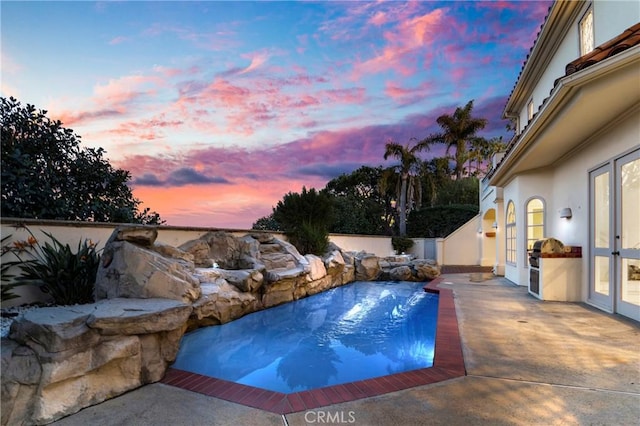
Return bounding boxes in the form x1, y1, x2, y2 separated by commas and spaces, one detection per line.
53, 274, 640, 426
51, 381, 283, 426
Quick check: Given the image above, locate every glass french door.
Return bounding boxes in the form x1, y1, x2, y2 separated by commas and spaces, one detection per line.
590, 149, 640, 321
616, 149, 639, 320
590, 165, 613, 310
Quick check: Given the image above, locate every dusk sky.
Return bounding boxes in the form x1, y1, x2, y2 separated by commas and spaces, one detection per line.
1, 1, 552, 229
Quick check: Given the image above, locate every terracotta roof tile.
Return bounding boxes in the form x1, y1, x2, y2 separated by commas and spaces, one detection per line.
504, 6, 553, 113
565, 22, 640, 76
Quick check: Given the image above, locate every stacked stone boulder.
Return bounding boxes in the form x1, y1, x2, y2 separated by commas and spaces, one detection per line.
379, 257, 441, 282
1, 226, 440, 425
2, 298, 190, 425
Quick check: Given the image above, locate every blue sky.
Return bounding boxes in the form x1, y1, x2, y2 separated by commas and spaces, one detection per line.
1, 0, 552, 228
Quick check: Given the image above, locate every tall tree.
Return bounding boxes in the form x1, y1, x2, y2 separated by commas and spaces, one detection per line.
324, 166, 394, 235
421, 156, 452, 207
383, 138, 431, 236
467, 136, 507, 176
1, 97, 162, 224
425, 100, 487, 180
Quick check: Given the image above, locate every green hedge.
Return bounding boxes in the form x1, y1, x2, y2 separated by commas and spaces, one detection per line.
407, 204, 478, 238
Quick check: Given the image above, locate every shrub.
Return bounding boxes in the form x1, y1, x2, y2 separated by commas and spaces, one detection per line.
286, 222, 330, 256
272, 187, 334, 255
392, 236, 414, 254
8, 227, 101, 305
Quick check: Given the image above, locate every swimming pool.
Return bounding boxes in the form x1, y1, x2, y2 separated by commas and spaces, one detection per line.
172, 281, 438, 394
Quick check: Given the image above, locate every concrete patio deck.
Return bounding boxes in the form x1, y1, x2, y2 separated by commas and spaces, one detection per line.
53, 274, 640, 426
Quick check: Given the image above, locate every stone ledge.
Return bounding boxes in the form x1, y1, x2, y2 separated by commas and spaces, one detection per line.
87, 298, 192, 335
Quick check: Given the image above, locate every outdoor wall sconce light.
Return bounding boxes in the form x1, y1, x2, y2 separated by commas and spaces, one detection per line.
477, 227, 483, 234
492, 222, 498, 229
559, 208, 572, 219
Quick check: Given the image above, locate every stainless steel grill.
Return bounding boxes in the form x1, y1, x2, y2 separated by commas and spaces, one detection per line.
529, 238, 565, 296
529, 238, 565, 268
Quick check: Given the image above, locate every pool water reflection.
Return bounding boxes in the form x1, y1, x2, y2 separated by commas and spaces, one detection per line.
172, 281, 438, 394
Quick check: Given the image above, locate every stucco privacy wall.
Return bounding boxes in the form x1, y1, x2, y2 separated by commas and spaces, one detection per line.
326, 234, 394, 257
441, 214, 481, 266
1, 218, 475, 307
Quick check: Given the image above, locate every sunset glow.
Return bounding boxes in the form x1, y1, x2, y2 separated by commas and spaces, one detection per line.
1, 1, 552, 228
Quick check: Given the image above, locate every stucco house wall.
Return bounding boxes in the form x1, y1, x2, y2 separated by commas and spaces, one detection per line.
503, 172, 555, 286
549, 108, 640, 301
523, 27, 579, 129
519, 1, 639, 131
593, 1, 640, 43
482, 0, 639, 321
501, 108, 638, 294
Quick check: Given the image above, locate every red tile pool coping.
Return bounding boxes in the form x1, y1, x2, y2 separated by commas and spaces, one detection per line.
161, 277, 465, 414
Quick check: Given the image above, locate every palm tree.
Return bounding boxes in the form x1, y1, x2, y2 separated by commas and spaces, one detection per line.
383, 138, 431, 236
424, 100, 487, 180
421, 156, 452, 206
467, 136, 489, 177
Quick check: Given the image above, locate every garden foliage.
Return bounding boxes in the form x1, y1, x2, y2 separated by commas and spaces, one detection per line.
391, 236, 414, 254
1, 235, 24, 301
407, 204, 479, 238
1, 227, 101, 305
1, 96, 162, 224
272, 187, 333, 255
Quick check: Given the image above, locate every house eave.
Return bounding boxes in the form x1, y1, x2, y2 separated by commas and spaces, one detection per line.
490, 45, 640, 187
503, 1, 584, 118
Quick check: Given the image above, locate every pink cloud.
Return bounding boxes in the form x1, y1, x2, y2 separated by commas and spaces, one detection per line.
353, 8, 447, 77
153, 64, 200, 78
369, 11, 388, 26
205, 78, 250, 107
167, 69, 366, 138
384, 81, 435, 106
54, 107, 125, 127
94, 75, 163, 105
114, 96, 511, 229
104, 114, 184, 141
239, 51, 270, 74
320, 88, 366, 104
291, 95, 321, 108
50, 73, 167, 127
108, 36, 127, 45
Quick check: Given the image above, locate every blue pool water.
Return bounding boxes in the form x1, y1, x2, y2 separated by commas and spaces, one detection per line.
172, 281, 438, 394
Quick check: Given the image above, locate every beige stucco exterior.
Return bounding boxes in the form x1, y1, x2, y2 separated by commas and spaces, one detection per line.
480, 0, 640, 321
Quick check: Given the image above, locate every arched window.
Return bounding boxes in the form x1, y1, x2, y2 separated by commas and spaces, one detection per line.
526, 198, 545, 260
506, 201, 516, 264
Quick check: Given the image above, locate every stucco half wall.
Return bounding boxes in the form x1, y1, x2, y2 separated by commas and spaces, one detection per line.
1, 217, 483, 307
438, 214, 482, 266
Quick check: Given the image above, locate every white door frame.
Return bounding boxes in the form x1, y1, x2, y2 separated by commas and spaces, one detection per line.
589, 148, 640, 321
